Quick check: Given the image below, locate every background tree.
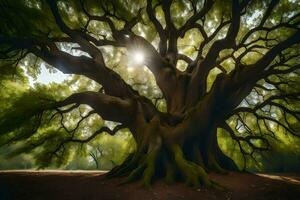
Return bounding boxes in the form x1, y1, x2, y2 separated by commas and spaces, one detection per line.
0, 0, 300, 188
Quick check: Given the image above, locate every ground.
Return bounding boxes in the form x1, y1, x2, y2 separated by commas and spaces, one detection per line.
0, 170, 299, 200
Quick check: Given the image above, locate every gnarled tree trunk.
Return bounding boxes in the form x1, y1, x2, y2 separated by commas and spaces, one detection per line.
106, 86, 238, 188
106, 122, 236, 188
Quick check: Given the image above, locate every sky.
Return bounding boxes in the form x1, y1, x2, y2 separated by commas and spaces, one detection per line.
28, 63, 69, 86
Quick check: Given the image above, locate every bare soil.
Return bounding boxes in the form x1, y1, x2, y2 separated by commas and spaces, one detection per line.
0, 170, 299, 200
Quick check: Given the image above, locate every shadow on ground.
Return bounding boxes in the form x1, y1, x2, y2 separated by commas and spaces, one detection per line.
0, 171, 299, 200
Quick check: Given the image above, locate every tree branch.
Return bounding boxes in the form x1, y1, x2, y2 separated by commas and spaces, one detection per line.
146, 0, 167, 55
57, 91, 135, 124
186, 0, 241, 106
178, 0, 214, 38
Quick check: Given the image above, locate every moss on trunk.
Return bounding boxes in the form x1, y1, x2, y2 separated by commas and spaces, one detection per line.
107, 135, 235, 188
107, 114, 238, 188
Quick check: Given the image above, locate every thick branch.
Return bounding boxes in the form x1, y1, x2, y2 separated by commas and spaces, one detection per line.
57, 91, 135, 124
30, 44, 133, 98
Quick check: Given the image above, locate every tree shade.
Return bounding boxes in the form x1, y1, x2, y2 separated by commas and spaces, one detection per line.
0, 0, 300, 188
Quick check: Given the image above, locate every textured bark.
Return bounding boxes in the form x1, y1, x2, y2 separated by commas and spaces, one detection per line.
105, 97, 237, 188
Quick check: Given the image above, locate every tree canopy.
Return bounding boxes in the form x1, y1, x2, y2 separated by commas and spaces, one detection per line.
0, 0, 300, 187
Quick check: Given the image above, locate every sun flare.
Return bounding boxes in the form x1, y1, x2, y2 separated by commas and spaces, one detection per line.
132, 51, 145, 64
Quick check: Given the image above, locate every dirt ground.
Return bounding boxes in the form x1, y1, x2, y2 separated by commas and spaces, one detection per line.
0, 170, 299, 200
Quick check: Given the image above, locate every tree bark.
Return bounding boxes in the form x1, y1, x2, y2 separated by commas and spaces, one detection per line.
105, 99, 237, 188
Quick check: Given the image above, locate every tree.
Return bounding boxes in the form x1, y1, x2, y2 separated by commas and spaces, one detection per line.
0, 0, 300, 188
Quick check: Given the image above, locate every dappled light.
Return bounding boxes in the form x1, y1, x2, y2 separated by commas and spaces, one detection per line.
257, 173, 300, 185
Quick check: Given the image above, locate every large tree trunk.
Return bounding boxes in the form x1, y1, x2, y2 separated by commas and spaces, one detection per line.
105, 76, 240, 188
106, 108, 238, 188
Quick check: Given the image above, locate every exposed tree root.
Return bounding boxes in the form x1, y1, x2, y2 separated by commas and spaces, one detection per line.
207, 152, 228, 174
171, 144, 211, 187
107, 141, 229, 190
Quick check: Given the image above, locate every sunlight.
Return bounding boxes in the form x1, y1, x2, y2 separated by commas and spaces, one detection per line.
132, 51, 145, 65
257, 173, 300, 185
